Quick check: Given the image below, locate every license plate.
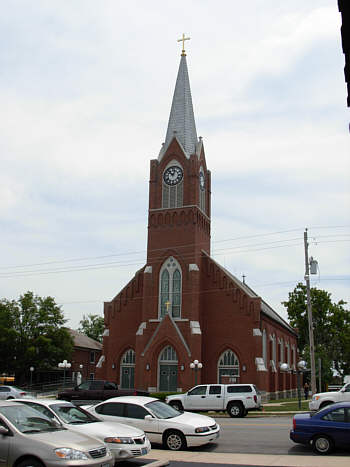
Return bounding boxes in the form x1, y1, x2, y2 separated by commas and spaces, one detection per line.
141, 448, 148, 455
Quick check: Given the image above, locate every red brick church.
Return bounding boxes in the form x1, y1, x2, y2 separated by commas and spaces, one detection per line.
96, 43, 298, 398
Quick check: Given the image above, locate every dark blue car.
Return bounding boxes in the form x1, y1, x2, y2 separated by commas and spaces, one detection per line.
290, 401, 350, 454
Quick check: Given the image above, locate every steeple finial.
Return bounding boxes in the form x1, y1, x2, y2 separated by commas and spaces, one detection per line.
177, 33, 190, 56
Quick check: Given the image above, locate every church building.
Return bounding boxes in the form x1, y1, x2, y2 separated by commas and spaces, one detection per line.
96, 41, 298, 398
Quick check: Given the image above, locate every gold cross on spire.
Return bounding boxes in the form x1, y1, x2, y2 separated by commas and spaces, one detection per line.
177, 33, 190, 56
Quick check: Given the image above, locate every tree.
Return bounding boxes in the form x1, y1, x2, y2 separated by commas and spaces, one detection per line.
78, 314, 104, 343
282, 283, 350, 389
0, 291, 73, 383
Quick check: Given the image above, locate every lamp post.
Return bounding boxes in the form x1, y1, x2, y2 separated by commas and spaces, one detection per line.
190, 360, 203, 386
297, 360, 307, 410
29, 367, 34, 389
58, 360, 71, 388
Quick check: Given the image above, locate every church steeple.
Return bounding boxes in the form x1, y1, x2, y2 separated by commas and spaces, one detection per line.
159, 44, 198, 159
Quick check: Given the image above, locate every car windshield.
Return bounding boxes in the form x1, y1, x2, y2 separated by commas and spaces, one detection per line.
51, 403, 100, 424
0, 405, 63, 433
145, 400, 181, 419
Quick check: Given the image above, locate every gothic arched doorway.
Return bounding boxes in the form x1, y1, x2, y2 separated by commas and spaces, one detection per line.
159, 345, 178, 391
120, 349, 135, 389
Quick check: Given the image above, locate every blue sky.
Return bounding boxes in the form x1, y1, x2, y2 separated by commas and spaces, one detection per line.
1, 0, 349, 329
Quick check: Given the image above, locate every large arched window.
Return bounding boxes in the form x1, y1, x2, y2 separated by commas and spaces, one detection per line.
120, 349, 135, 389
159, 257, 182, 319
162, 162, 183, 209
218, 349, 240, 383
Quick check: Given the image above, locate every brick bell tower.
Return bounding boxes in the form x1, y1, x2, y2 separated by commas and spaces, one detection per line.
134, 38, 211, 391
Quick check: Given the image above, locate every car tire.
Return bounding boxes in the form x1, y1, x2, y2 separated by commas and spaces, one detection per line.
169, 401, 183, 412
312, 434, 334, 455
6, 397, 14, 400
163, 430, 187, 451
227, 402, 244, 418
17, 458, 44, 467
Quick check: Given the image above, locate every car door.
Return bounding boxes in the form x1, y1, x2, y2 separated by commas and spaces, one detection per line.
0, 387, 10, 400
206, 385, 224, 410
184, 385, 208, 410
0, 417, 10, 466
339, 384, 350, 402
321, 406, 350, 446
123, 403, 159, 443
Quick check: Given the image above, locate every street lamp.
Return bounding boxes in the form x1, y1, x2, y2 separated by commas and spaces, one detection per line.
58, 360, 71, 388
297, 360, 307, 410
29, 367, 34, 388
190, 359, 203, 386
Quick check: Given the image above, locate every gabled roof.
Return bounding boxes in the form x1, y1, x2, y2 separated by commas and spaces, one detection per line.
159, 54, 198, 160
202, 252, 296, 335
67, 328, 102, 351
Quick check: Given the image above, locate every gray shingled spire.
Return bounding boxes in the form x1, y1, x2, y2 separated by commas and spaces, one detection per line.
159, 54, 198, 159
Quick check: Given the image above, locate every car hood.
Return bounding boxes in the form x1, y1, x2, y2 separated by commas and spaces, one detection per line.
314, 391, 338, 398
171, 411, 216, 426
63, 420, 144, 438
23, 428, 105, 450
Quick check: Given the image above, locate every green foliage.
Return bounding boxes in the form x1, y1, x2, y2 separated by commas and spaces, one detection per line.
149, 392, 178, 401
77, 314, 104, 343
0, 291, 74, 383
282, 283, 350, 387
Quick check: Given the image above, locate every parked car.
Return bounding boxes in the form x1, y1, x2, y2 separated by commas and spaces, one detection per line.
84, 395, 220, 451
0, 385, 28, 400
58, 380, 149, 402
165, 383, 262, 417
290, 401, 350, 454
12, 398, 151, 463
0, 400, 113, 467
309, 382, 350, 411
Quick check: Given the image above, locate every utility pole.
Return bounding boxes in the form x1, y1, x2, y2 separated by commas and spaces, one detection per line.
304, 228, 317, 396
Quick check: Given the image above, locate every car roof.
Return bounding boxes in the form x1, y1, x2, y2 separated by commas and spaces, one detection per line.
11, 398, 73, 406
96, 396, 158, 405
0, 400, 24, 408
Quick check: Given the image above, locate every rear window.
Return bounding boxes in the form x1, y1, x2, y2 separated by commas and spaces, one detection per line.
95, 402, 124, 416
227, 385, 252, 393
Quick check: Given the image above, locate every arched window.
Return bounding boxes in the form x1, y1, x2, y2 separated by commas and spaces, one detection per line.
159, 257, 182, 319
262, 329, 267, 367
162, 163, 183, 209
120, 349, 135, 389
199, 166, 205, 212
279, 338, 284, 364
271, 334, 277, 371
286, 342, 290, 368
218, 350, 240, 383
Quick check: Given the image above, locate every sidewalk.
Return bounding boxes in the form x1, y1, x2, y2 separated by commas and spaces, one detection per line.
144, 449, 350, 466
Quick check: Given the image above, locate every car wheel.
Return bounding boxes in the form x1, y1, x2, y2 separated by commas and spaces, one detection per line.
6, 397, 14, 400
163, 430, 187, 451
227, 402, 244, 418
17, 458, 45, 467
169, 401, 183, 412
312, 434, 334, 455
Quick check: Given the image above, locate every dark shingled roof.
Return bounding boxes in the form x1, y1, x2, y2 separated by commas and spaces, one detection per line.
67, 328, 102, 351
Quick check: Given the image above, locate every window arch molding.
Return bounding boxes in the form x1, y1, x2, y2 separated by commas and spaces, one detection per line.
162, 160, 184, 209
158, 256, 182, 319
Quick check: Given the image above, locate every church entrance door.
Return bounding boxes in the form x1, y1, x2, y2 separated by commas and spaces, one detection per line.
121, 366, 135, 389
159, 365, 178, 392
158, 345, 178, 391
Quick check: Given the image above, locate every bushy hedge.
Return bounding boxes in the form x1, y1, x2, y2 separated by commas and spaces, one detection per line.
149, 392, 179, 401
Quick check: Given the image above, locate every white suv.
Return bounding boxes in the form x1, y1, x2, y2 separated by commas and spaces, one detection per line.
166, 383, 262, 417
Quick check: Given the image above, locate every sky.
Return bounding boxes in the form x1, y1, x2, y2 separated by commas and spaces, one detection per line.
1, 0, 349, 330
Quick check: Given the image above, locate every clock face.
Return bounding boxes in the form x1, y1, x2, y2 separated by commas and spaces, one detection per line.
163, 166, 183, 186
199, 171, 205, 191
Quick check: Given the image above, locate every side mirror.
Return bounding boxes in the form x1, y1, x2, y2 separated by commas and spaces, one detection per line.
144, 415, 153, 420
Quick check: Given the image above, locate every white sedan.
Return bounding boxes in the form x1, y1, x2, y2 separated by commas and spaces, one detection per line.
84, 396, 220, 451
12, 398, 151, 463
